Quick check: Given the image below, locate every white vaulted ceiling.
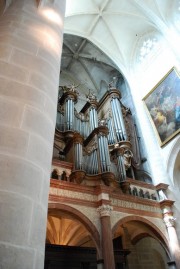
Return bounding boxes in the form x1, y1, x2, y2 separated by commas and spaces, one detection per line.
64, 0, 179, 77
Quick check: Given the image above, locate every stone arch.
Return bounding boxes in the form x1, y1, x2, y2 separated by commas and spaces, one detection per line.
112, 215, 170, 257
131, 232, 152, 245
48, 203, 101, 258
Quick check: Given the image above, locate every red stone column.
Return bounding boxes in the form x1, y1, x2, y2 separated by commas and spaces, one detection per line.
97, 204, 115, 269
160, 200, 180, 269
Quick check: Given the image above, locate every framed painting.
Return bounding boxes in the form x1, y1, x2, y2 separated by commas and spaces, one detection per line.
143, 67, 180, 147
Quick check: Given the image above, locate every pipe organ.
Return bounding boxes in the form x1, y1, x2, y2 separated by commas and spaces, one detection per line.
55, 84, 142, 186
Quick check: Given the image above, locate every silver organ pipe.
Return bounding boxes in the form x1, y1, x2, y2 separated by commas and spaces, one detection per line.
86, 121, 90, 138
93, 108, 98, 128
56, 112, 64, 131
117, 155, 126, 182
85, 150, 99, 175
94, 150, 98, 174
68, 99, 70, 130
114, 98, 127, 140
65, 99, 75, 131
111, 99, 122, 141
65, 100, 69, 130
74, 115, 77, 132
98, 134, 111, 173
111, 97, 127, 141
74, 143, 83, 170
113, 98, 123, 140
82, 121, 87, 137
86, 153, 92, 174
89, 107, 98, 133
60, 112, 64, 131
98, 136, 106, 172
79, 143, 83, 170
93, 150, 96, 174
102, 136, 111, 172
71, 99, 74, 130
70, 99, 72, 129
89, 108, 94, 132
101, 136, 107, 172
107, 118, 115, 145
69, 99, 71, 129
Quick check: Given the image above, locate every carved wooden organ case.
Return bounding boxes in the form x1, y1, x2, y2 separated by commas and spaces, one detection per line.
55, 85, 142, 187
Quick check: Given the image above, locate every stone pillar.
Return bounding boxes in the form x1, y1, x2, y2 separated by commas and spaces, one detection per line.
160, 200, 180, 269
97, 204, 115, 269
0, 0, 65, 268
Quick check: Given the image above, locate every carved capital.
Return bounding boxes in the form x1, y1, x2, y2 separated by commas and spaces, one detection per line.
164, 214, 176, 228
97, 204, 113, 217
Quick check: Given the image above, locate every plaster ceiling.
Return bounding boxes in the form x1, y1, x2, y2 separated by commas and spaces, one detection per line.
64, 0, 179, 77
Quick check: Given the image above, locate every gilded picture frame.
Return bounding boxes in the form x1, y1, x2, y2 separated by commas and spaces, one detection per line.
143, 67, 180, 147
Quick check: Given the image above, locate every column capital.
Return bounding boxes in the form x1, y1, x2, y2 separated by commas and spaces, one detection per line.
164, 214, 176, 228
97, 204, 113, 217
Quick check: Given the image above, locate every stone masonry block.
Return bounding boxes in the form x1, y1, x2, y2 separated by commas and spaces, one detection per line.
10, 48, 59, 83
0, 154, 43, 201
0, 126, 29, 156
0, 77, 46, 109
26, 133, 53, 172
0, 191, 33, 245
0, 44, 12, 61
34, 251, 45, 269
0, 96, 23, 127
40, 174, 51, 207
21, 105, 55, 143
0, 34, 38, 55
44, 96, 57, 124
0, 243, 35, 269
29, 203, 47, 250
29, 72, 58, 102
0, 61, 29, 82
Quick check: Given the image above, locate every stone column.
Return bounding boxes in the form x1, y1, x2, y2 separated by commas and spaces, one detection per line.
160, 200, 180, 269
97, 204, 115, 269
0, 0, 65, 268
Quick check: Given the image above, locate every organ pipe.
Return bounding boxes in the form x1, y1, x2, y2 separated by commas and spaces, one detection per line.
111, 98, 122, 141
57, 85, 140, 186
114, 98, 127, 140
117, 155, 126, 182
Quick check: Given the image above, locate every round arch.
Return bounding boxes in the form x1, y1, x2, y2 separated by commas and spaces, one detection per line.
112, 215, 170, 257
48, 202, 101, 258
